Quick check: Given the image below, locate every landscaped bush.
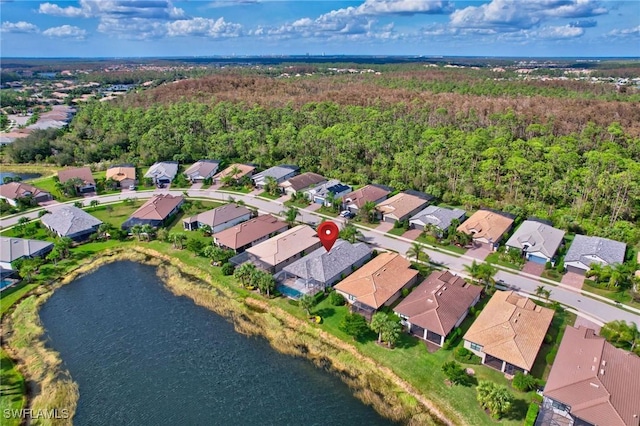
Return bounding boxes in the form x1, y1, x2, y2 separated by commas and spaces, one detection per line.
442, 328, 462, 350
512, 372, 539, 392
524, 403, 540, 426
221, 262, 234, 276
454, 347, 481, 364
328, 291, 345, 306
401, 288, 410, 298
442, 361, 473, 386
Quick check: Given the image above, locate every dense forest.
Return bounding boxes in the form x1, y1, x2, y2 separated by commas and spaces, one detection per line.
6, 69, 640, 245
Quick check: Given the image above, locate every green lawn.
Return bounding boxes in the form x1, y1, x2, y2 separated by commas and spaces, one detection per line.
540, 269, 563, 282
258, 191, 281, 200
88, 201, 144, 228
0, 349, 26, 426
316, 206, 339, 217
388, 227, 407, 236
415, 234, 468, 255
284, 198, 312, 208
0, 282, 39, 316
219, 186, 251, 194
27, 176, 75, 202
485, 252, 523, 271
0, 222, 55, 241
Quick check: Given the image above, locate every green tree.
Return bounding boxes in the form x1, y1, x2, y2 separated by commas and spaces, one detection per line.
359, 201, 376, 223
131, 224, 143, 241
169, 232, 187, 249
263, 176, 280, 196
406, 242, 429, 263
18, 258, 42, 283
476, 380, 513, 419
380, 316, 402, 348
339, 223, 363, 244
370, 312, 387, 344
89, 199, 99, 209
54, 237, 72, 259
257, 272, 276, 297
140, 224, 155, 241
46, 247, 62, 266
98, 223, 114, 240
600, 320, 640, 354
299, 294, 316, 316
283, 206, 300, 227
233, 263, 256, 287
340, 313, 369, 340
464, 261, 497, 291
442, 361, 472, 386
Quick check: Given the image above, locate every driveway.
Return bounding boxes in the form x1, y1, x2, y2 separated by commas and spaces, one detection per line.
375, 221, 395, 233
522, 261, 545, 277
561, 271, 585, 291
190, 183, 203, 190
465, 245, 491, 261
401, 229, 422, 240
305, 203, 323, 212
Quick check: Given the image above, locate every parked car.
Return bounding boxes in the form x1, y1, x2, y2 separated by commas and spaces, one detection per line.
340, 210, 355, 219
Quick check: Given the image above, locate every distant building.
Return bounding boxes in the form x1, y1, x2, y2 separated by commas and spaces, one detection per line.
183, 203, 252, 233
251, 165, 299, 189
279, 172, 327, 196
341, 184, 391, 213
58, 167, 96, 194
0, 182, 52, 206
41, 205, 102, 241
563, 235, 626, 275
409, 206, 466, 234
213, 164, 255, 184
122, 194, 184, 230
505, 220, 565, 265
0, 237, 53, 270
457, 210, 514, 250
144, 161, 179, 185
376, 192, 432, 224
184, 160, 221, 183
304, 180, 352, 206
106, 165, 136, 189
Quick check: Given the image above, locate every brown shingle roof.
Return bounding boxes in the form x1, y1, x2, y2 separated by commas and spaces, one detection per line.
0, 182, 50, 201
342, 185, 391, 209
334, 252, 418, 310
213, 215, 288, 250
376, 192, 429, 221
394, 271, 482, 336
279, 172, 326, 191
58, 167, 95, 185
130, 194, 183, 221
183, 204, 252, 228
213, 164, 255, 180
106, 166, 136, 182
544, 326, 640, 426
245, 224, 320, 267
463, 290, 553, 371
457, 210, 514, 243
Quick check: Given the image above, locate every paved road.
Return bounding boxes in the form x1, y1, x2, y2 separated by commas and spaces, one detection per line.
2, 188, 639, 326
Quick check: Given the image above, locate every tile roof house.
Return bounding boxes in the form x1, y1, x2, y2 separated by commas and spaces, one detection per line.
542, 326, 640, 426
341, 184, 391, 213
304, 180, 352, 206
106, 165, 136, 188
0, 237, 54, 270
58, 167, 96, 193
0, 182, 52, 206
564, 235, 627, 275
183, 203, 252, 233
505, 220, 566, 265
144, 161, 179, 184
41, 205, 102, 241
183, 160, 221, 183
463, 290, 554, 375
122, 194, 184, 230
376, 192, 432, 223
213, 164, 256, 184
394, 270, 482, 347
409, 206, 466, 234
457, 210, 515, 250
251, 165, 299, 189
213, 214, 288, 253
334, 252, 419, 316
278, 239, 372, 292
279, 172, 327, 195
243, 225, 321, 273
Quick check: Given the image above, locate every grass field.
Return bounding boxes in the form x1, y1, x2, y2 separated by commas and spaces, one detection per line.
88, 200, 144, 228
415, 234, 468, 255
0, 350, 26, 426
485, 252, 523, 271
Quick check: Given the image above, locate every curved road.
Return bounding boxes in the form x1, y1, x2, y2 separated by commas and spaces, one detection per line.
2, 187, 639, 326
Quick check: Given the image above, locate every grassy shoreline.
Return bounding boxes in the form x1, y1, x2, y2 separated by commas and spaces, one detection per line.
2, 247, 451, 426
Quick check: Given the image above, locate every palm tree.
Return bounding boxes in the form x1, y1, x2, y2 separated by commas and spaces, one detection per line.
98, 223, 113, 240
370, 312, 387, 344
535, 285, 546, 298
172, 232, 187, 249
263, 176, 279, 196
299, 294, 316, 316
140, 224, 155, 241
339, 223, 363, 244
464, 261, 497, 290
360, 201, 376, 223
230, 165, 242, 180
46, 247, 62, 266
233, 263, 256, 287
601, 320, 640, 354
257, 273, 276, 297
381, 318, 402, 348
476, 381, 513, 420
131, 224, 143, 241
54, 237, 73, 259
406, 242, 428, 263
283, 206, 299, 227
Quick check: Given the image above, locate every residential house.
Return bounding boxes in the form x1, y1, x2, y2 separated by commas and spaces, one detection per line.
0, 182, 52, 206
144, 161, 179, 185
183, 203, 252, 233
505, 220, 566, 265
251, 165, 299, 189
563, 235, 627, 275
394, 270, 482, 347
278, 240, 372, 293
58, 167, 96, 193
376, 192, 432, 224
242, 225, 321, 273
213, 214, 288, 253
334, 252, 419, 318
409, 205, 466, 235
457, 209, 515, 250
122, 194, 184, 230
0, 237, 54, 270
41, 205, 102, 241
304, 180, 352, 206
213, 164, 255, 185
279, 172, 327, 196
183, 160, 221, 183
463, 290, 553, 375
106, 165, 136, 189
341, 184, 391, 214
542, 326, 640, 426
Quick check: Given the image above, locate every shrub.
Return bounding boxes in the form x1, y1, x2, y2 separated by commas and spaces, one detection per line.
443, 328, 462, 349
512, 372, 538, 392
221, 262, 235, 276
555, 260, 564, 273
454, 347, 481, 364
524, 403, 540, 426
442, 361, 472, 386
545, 261, 552, 270
328, 291, 345, 306
401, 288, 410, 298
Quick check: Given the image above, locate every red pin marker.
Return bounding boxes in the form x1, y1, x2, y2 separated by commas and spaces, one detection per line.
318, 221, 339, 252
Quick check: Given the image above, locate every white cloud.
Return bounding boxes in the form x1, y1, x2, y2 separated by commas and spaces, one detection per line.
38, 3, 86, 17
42, 25, 87, 39
97, 17, 167, 40
39, 0, 185, 19
537, 25, 584, 39
607, 25, 640, 37
1, 21, 39, 33
450, 0, 607, 32
356, 0, 453, 15
167, 17, 241, 37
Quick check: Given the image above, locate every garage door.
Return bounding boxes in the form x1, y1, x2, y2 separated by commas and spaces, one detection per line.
565, 265, 586, 275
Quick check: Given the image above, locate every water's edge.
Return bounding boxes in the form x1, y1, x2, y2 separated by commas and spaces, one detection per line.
2, 247, 453, 426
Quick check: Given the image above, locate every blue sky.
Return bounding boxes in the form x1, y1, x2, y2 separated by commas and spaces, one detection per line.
1, 1, 639, 57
